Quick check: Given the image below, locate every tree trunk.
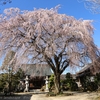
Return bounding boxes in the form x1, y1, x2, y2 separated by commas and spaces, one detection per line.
54, 73, 61, 94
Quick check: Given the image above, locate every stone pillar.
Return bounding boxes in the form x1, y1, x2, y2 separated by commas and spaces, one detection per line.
45, 75, 49, 92
24, 75, 29, 92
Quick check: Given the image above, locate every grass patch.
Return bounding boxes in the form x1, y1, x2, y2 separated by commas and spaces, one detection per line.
46, 92, 74, 97
46, 92, 56, 96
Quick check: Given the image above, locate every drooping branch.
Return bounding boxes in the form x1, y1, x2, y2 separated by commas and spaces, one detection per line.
0, 0, 12, 5
77, 0, 100, 13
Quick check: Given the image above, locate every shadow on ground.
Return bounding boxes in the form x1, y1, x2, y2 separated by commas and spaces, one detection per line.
0, 93, 33, 100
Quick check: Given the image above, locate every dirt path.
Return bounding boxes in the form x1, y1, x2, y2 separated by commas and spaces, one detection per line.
30, 92, 100, 100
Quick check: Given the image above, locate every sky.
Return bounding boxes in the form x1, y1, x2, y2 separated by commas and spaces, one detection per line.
0, 0, 100, 73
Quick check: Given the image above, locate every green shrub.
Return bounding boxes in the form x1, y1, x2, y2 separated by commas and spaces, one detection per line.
85, 82, 98, 91
48, 74, 54, 91
80, 75, 98, 92
61, 73, 78, 91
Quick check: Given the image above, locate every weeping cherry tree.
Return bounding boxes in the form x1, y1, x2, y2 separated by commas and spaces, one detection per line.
0, 6, 100, 93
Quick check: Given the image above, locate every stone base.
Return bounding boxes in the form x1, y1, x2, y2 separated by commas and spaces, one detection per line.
24, 89, 29, 92
45, 89, 49, 92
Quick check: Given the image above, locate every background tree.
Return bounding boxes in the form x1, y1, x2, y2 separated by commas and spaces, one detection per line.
12, 68, 25, 92
0, 7, 99, 93
94, 73, 100, 87
0, 73, 8, 91
0, 51, 16, 93
78, 0, 100, 13
1, 51, 15, 71
0, 68, 25, 93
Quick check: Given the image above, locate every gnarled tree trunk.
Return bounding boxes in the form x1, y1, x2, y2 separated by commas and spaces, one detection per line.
54, 73, 61, 94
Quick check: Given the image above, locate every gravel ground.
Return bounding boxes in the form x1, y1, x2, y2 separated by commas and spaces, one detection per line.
30, 92, 100, 100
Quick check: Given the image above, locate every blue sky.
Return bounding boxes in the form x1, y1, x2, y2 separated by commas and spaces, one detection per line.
0, 0, 100, 73
0, 0, 100, 48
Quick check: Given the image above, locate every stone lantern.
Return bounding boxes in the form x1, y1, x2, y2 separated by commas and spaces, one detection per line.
24, 75, 29, 92
45, 75, 49, 92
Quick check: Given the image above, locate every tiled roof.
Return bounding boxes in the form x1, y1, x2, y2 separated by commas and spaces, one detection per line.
76, 64, 92, 74
21, 64, 52, 76
76, 57, 100, 76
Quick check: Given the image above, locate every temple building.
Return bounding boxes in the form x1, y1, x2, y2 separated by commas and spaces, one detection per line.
22, 64, 52, 89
